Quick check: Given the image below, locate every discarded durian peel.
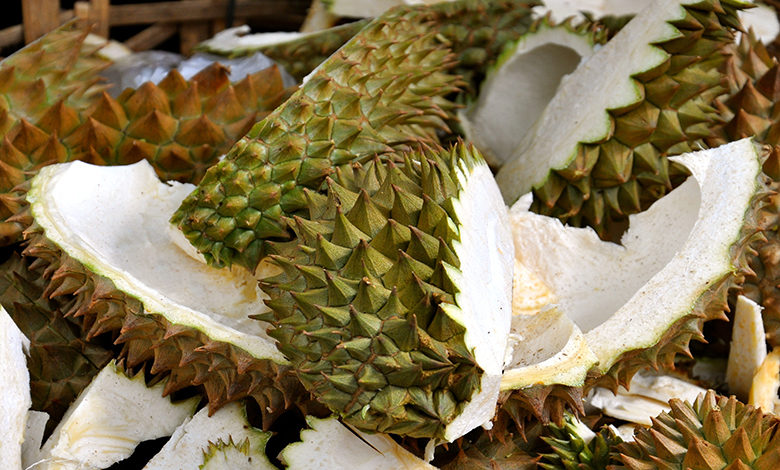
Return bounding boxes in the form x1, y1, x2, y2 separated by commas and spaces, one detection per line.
587, 372, 705, 426
459, 19, 602, 167
726, 295, 767, 401
38, 360, 199, 470
145, 402, 275, 469
280, 416, 436, 470
21, 160, 314, 426
503, 139, 770, 398
0, 305, 30, 469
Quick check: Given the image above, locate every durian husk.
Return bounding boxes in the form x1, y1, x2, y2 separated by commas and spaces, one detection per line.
615, 390, 780, 470
0, 252, 114, 434
704, 32, 780, 348
258, 143, 512, 440
495, 0, 745, 241
14, 201, 326, 431
173, 0, 539, 273
497, 140, 773, 436
0, 26, 296, 246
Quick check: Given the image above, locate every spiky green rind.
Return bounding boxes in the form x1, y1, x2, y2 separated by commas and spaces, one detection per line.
199, 435, 273, 469
502, 0, 745, 241
173, 4, 466, 272
615, 390, 780, 470
173, 0, 539, 272
0, 252, 114, 432
703, 34, 780, 347
539, 416, 621, 470
0, 22, 111, 244
588, 154, 771, 392
258, 143, 493, 438
16, 211, 326, 429
0, 44, 295, 246
200, 20, 370, 82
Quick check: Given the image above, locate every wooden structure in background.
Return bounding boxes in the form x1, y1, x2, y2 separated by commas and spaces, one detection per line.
9, 0, 310, 54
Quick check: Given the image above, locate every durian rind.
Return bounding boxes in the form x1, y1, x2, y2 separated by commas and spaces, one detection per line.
39, 360, 199, 470
144, 402, 274, 470
495, 0, 745, 239
260, 143, 513, 440
21, 161, 317, 426
0, 304, 31, 470
503, 139, 771, 422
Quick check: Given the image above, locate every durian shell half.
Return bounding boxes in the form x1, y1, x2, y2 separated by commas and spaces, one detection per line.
19, 160, 323, 428
501, 138, 771, 425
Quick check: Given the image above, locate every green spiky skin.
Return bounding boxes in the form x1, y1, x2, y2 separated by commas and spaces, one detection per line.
703, 34, 780, 347
0, 252, 114, 433
14, 208, 327, 430
0, 22, 111, 244
258, 143, 496, 439
0, 28, 295, 247
614, 390, 780, 470
200, 20, 370, 82
539, 416, 621, 470
172, 0, 538, 272
506, 0, 745, 242
173, 4, 465, 272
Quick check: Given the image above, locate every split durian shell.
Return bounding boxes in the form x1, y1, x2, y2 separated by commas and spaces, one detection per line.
18, 160, 322, 428
500, 138, 770, 426
259, 142, 513, 441
494, 0, 745, 240
173, 0, 540, 272
615, 390, 780, 469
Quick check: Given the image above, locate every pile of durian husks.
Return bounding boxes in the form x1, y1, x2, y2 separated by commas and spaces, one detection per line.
3, 0, 780, 468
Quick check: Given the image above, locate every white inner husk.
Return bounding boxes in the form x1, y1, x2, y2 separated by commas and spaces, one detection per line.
27, 160, 286, 362
503, 139, 761, 387
39, 361, 198, 469
280, 416, 435, 470
0, 305, 30, 470
145, 402, 273, 470
495, 0, 691, 203
460, 25, 597, 167
441, 159, 514, 441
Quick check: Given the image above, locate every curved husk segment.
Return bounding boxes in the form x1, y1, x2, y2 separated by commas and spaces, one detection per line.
0, 36, 295, 246
0, 252, 114, 431
39, 360, 199, 470
198, 21, 370, 82
173, 0, 538, 272
460, 19, 605, 168
502, 139, 769, 414
259, 143, 513, 440
495, 0, 745, 241
704, 32, 780, 347
20, 160, 322, 428
539, 414, 621, 470
281, 416, 436, 469
145, 402, 274, 470
0, 304, 30, 469
615, 390, 780, 470
0, 22, 111, 243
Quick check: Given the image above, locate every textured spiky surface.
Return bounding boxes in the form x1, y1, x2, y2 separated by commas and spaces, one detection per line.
704, 33, 780, 347
173, 0, 538, 273
174, 4, 464, 272
15, 206, 326, 430
0, 252, 114, 433
0, 27, 295, 246
496, 0, 744, 241
0, 22, 110, 244
615, 390, 780, 469
539, 416, 621, 470
258, 143, 508, 439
